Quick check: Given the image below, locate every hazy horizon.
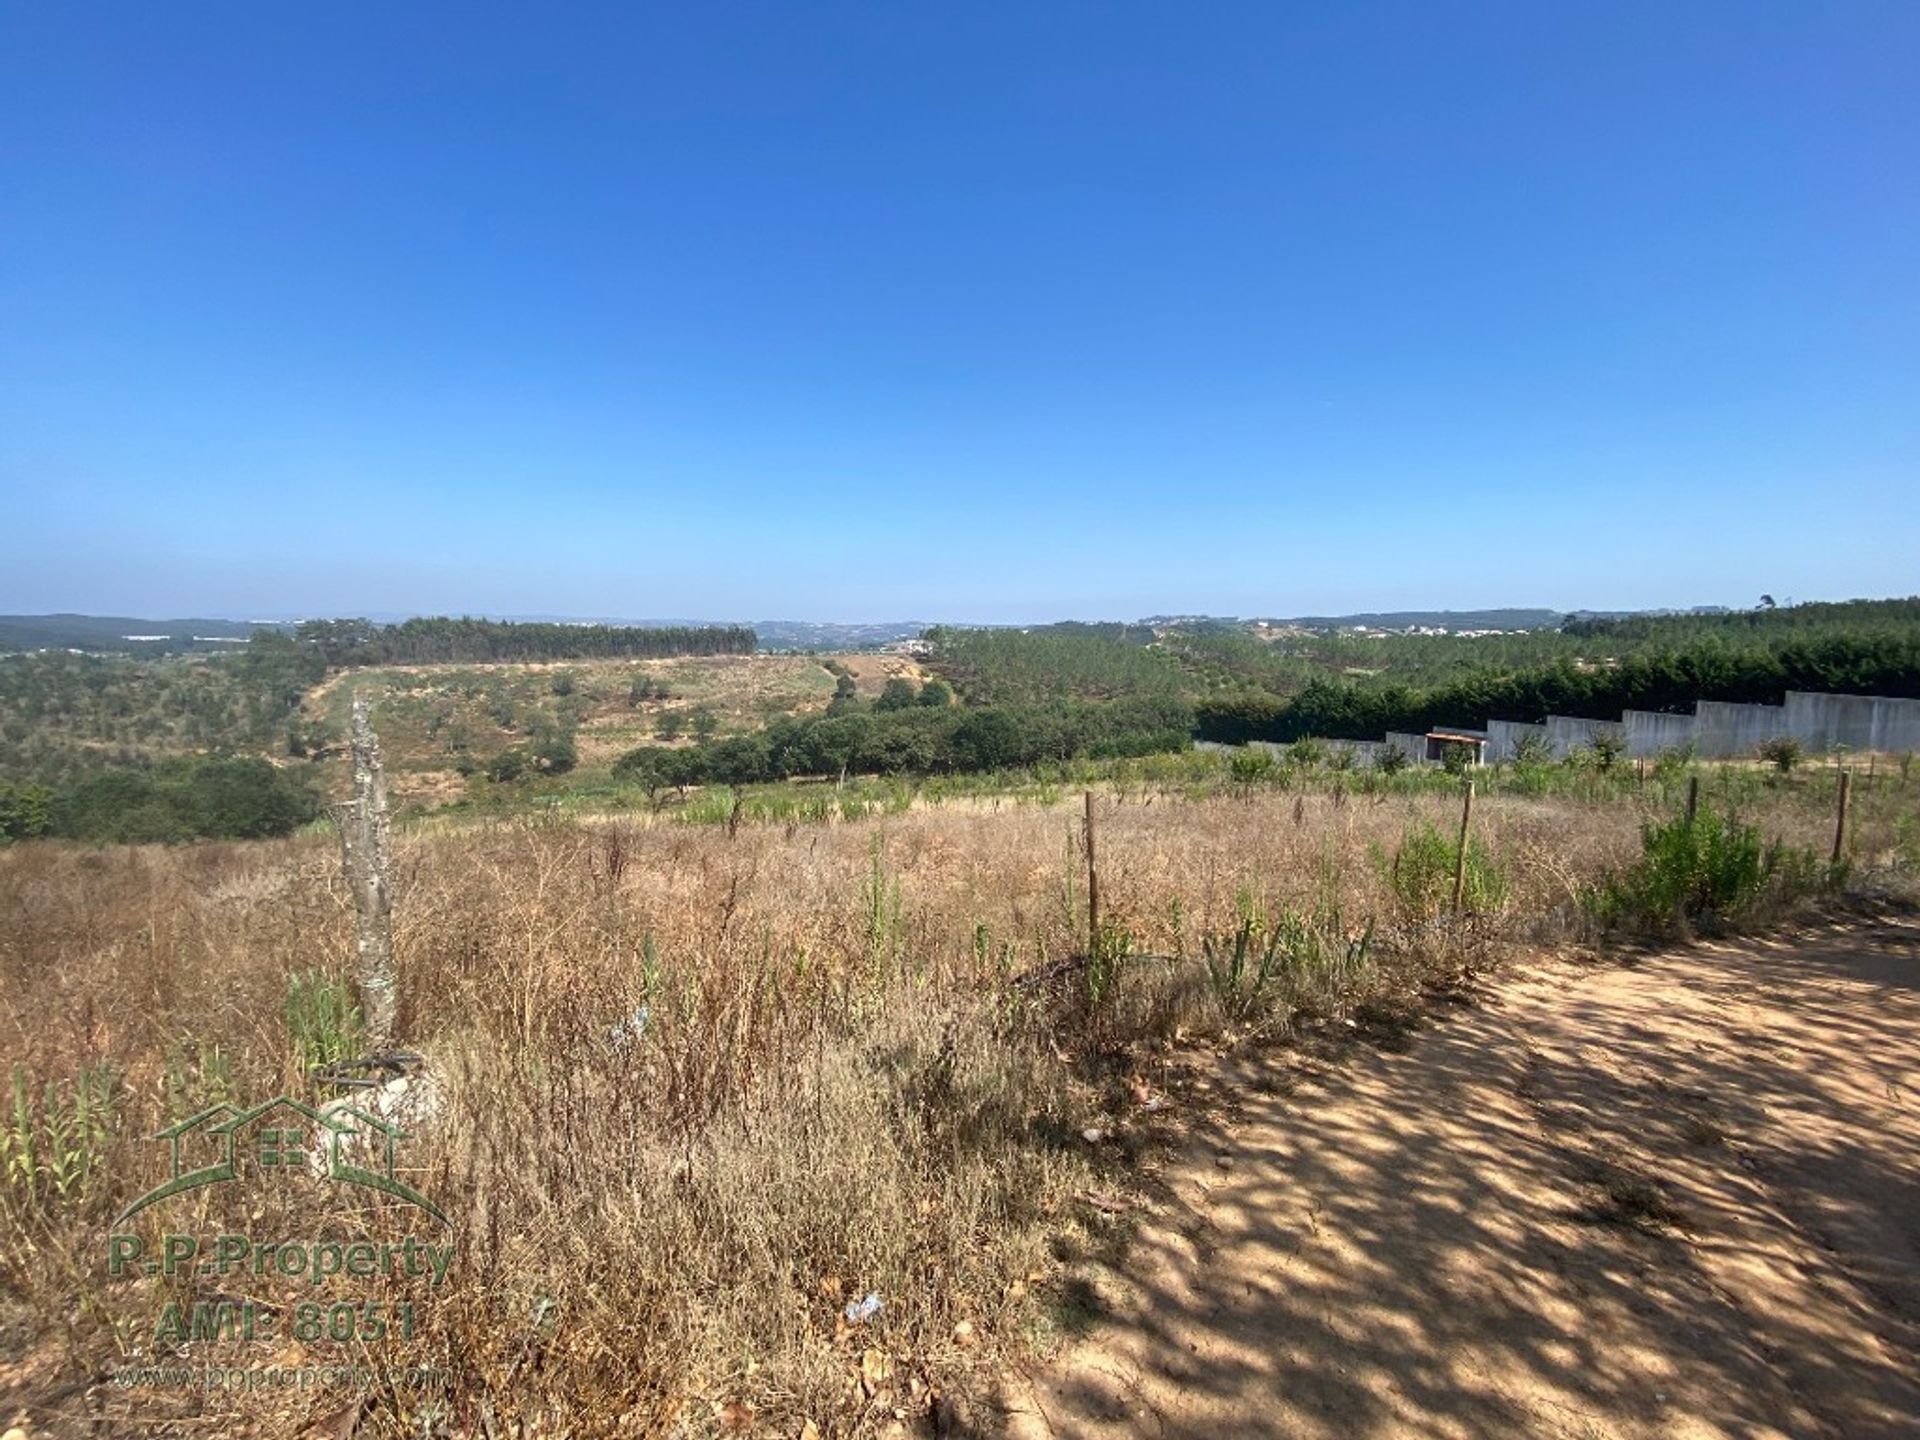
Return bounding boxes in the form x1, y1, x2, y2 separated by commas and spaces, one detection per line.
0, 595, 1884, 631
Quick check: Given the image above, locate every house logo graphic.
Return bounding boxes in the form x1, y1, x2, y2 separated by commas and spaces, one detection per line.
118, 1095, 448, 1227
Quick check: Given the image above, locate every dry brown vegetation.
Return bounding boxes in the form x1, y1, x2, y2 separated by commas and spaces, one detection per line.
300, 655, 841, 804
0, 775, 1912, 1437
832, 655, 932, 699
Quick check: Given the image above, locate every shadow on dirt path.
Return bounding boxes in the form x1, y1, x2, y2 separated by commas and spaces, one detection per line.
996, 918, 1920, 1439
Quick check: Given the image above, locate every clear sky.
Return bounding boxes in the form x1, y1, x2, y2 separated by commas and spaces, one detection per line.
2, 2, 1914, 623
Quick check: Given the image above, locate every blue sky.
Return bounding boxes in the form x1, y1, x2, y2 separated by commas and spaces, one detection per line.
2, 2, 1914, 623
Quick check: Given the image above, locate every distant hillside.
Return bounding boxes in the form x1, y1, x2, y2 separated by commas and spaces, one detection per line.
1262, 609, 1564, 632
749, 620, 930, 651
0, 613, 937, 656
0, 613, 270, 653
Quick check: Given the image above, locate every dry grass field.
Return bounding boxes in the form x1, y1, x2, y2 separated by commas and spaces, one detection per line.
0, 772, 1913, 1436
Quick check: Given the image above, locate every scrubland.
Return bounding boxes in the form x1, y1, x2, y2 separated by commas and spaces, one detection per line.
1, 760, 1914, 1436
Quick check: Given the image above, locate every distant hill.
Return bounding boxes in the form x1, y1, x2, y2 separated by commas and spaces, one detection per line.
748, 620, 931, 651
1257, 609, 1565, 632
0, 613, 272, 653
0, 613, 938, 656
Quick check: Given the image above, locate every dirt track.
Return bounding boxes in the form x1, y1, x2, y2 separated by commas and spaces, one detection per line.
1000, 918, 1920, 1439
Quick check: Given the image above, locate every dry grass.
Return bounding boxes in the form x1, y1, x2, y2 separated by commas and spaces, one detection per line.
300, 656, 841, 804
832, 656, 932, 698
0, 776, 1909, 1436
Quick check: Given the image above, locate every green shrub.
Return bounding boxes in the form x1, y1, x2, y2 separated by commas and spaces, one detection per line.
1895, 812, 1920, 871
44, 758, 319, 843
531, 728, 578, 774
486, 749, 529, 783
1511, 733, 1554, 768
1592, 808, 1827, 934
1228, 747, 1275, 784
2, 1064, 119, 1225
0, 781, 52, 841
1201, 909, 1375, 1021
1758, 735, 1802, 773
285, 969, 365, 1074
1381, 820, 1508, 919
1587, 730, 1627, 771
1286, 736, 1329, 770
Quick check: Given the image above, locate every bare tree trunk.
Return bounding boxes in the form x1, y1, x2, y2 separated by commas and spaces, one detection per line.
338, 690, 397, 1051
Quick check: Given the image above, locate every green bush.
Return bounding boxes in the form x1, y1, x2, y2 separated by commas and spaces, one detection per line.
0, 781, 53, 841
1758, 735, 1802, 773
1228, 747, 1276, 784
1593, 808, 1826, 934
874, 678, 919, 712
1202, 909, 1375, 1021
44, 758, 319, 844
1586, 730, 1627, 772
1380, 820, 1507, 919
486, 749, 529, 783
530, 728, 578, 774
1286, 736, 1329, 770
285, 970, 364, 1074
1511, 733, 1554, 767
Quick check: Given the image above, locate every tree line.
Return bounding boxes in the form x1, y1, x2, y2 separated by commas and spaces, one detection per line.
613, 694, 1194, 790
0, 757, 321, 845
923, 624, 1186, 704
1194, 632, 1920, 744
290, 617, 757, 666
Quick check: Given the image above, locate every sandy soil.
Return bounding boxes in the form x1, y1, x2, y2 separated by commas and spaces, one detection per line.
835, 652, 932, 696
998, 917, 1920, 1439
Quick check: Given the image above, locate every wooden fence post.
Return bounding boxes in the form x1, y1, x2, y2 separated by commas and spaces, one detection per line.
339, 691, 398, 1052
1451, 778, 1476, 914
1084, 791, 1100, 954
1685, 775, 1700, 825
1833, 769, 1852, 864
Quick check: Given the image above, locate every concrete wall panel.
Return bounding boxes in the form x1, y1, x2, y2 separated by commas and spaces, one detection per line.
1484, 719, 1549, 764
1786, 691, 1877, 753
1325, 738, 1384, 768
1871, 696, 1920, 753
1692, 701, 1787, 759
1545, 716, 1627, 761
1622, 710, 1697, 758
1383, 732, 1430, 766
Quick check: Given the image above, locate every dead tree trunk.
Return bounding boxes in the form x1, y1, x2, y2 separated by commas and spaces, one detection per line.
338, 690, 398, 1051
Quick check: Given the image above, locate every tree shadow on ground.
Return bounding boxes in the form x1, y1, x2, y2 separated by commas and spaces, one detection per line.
998, 918, 1920, 1439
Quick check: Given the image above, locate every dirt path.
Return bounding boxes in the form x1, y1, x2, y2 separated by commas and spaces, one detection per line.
998, 918, 1920, 1439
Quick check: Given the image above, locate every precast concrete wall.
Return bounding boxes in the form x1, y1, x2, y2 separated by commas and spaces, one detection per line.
1325, 738, 1384, 769
1692, 701, 1787, 759
1485, 719, 1549, 763
1871, 696, 1920, 752
1785, 691, 1877, 753
1383, 732, 1430, 766
1545, 716, 1627, 760
1622, 710, 1697, 758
